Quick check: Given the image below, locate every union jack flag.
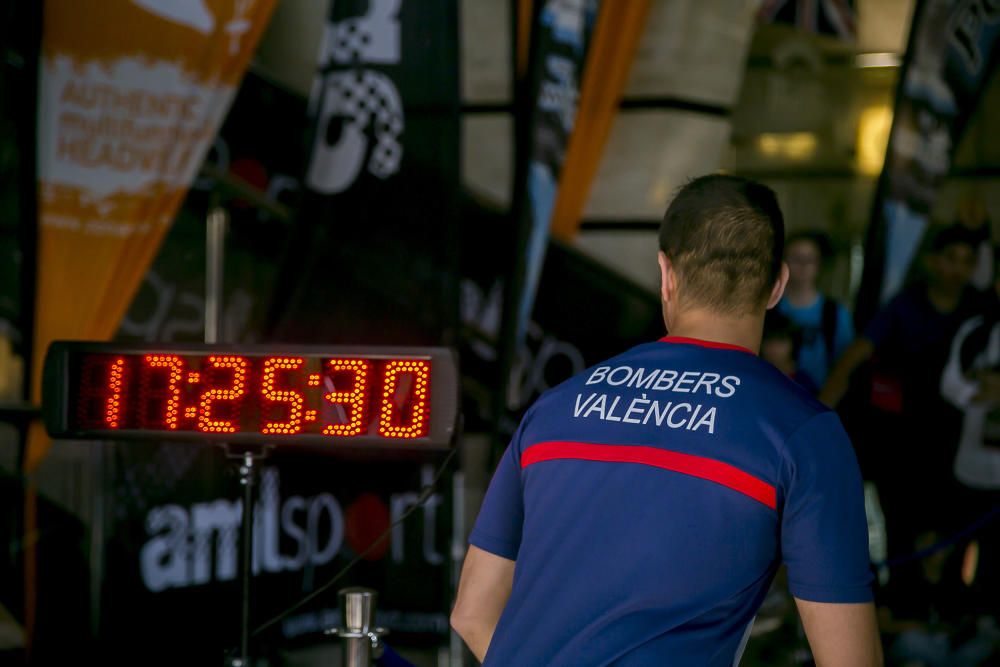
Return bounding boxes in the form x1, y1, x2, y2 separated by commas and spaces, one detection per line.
757, 0, 857, 41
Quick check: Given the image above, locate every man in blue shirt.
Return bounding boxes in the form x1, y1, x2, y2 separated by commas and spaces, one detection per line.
452, 175, 881, 666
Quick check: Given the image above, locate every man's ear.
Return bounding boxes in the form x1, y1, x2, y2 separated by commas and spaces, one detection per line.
766, 262, 790, 310
658, 252, 675, 305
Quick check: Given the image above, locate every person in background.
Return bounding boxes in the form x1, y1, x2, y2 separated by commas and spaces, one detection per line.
939, 247, 1000, 620
761, 310, 817, 394
821, 223, 984, 427
777, 230, 853, 391
821, 223, 984, 622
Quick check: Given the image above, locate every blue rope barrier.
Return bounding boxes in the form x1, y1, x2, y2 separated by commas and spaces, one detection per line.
875, 504, 1000, 570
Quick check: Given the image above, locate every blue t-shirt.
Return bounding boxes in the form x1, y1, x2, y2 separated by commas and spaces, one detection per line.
777, 295, 854, 387
470, 336, 873, 666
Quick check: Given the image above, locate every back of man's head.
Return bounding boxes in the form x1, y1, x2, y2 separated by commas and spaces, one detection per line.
659, 174, 785, 316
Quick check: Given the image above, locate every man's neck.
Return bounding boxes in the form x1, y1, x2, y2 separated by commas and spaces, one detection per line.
784, 283, 819, 308
666, 308, 764, 354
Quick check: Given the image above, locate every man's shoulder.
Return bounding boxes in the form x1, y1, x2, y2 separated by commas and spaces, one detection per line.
755, 362, 833, 427
699, 349, 836, 450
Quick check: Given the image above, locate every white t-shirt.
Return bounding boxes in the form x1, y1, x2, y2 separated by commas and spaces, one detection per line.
941, 314, 1000, 489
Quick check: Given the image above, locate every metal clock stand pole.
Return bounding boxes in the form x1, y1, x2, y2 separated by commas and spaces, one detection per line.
205, 199, 267, 666
223, 443, 271, 667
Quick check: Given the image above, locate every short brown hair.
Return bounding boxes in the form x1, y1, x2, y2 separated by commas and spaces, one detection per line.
659, 175, 784, 315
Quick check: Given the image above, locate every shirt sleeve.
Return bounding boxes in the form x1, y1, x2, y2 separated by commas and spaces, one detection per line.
780, 411, 874, 603
469, 443, 525, 560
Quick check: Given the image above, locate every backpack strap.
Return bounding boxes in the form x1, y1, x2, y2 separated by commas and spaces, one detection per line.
821, 297, 839, 367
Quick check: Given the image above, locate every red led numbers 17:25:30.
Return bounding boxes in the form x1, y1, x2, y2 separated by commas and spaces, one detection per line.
78, 354, 432, 439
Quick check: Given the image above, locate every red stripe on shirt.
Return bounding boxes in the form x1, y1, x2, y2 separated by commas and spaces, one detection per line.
521, 441, 777, 510
659, 336, 756, 355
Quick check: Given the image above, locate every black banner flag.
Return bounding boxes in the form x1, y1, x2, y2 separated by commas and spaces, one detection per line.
856, 0, 1000, 326
268, 0, 461, 347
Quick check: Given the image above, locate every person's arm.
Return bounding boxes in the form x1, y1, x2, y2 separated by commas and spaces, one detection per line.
781, 412, 879, 661
453, 434, 528, 662
451, 546, 515, 662
795, 599, 883, 666
819, 338, 874, 408
941, 317, 984, 410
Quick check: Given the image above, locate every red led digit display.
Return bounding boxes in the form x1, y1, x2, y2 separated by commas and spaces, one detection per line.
143, 354, 185, 430
322, 358, 370, 437
197, 355, 249, 434
106, 358, 126, 428
75, 355, 130, 431
47, 344, 457, 447
378, 360, 431, 439
261, 356, 305, 435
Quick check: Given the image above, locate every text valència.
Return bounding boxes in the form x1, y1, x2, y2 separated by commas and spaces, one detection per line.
574, 366, 742, 434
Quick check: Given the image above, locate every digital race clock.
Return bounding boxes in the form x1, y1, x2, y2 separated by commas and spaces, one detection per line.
42, 342, 459, 448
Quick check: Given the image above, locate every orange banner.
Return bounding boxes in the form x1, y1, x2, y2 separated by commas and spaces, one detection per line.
30, 0, 277, 469
25, 0, 277, 652
517, 0, 534, 77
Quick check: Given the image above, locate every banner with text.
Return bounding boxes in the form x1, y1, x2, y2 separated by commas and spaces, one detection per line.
30, 0, 277, 468
98, 446, 454, 661
509, 0, 599, 349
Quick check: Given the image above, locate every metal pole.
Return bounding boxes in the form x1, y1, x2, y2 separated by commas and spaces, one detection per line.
207, 193, 244, 666
238, 452, 255, 665
205, 204, 228, 344
89, 442, 107, 642
342, 588, 374, 666
326, 587, 386, 666
223, 444, 268, 667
